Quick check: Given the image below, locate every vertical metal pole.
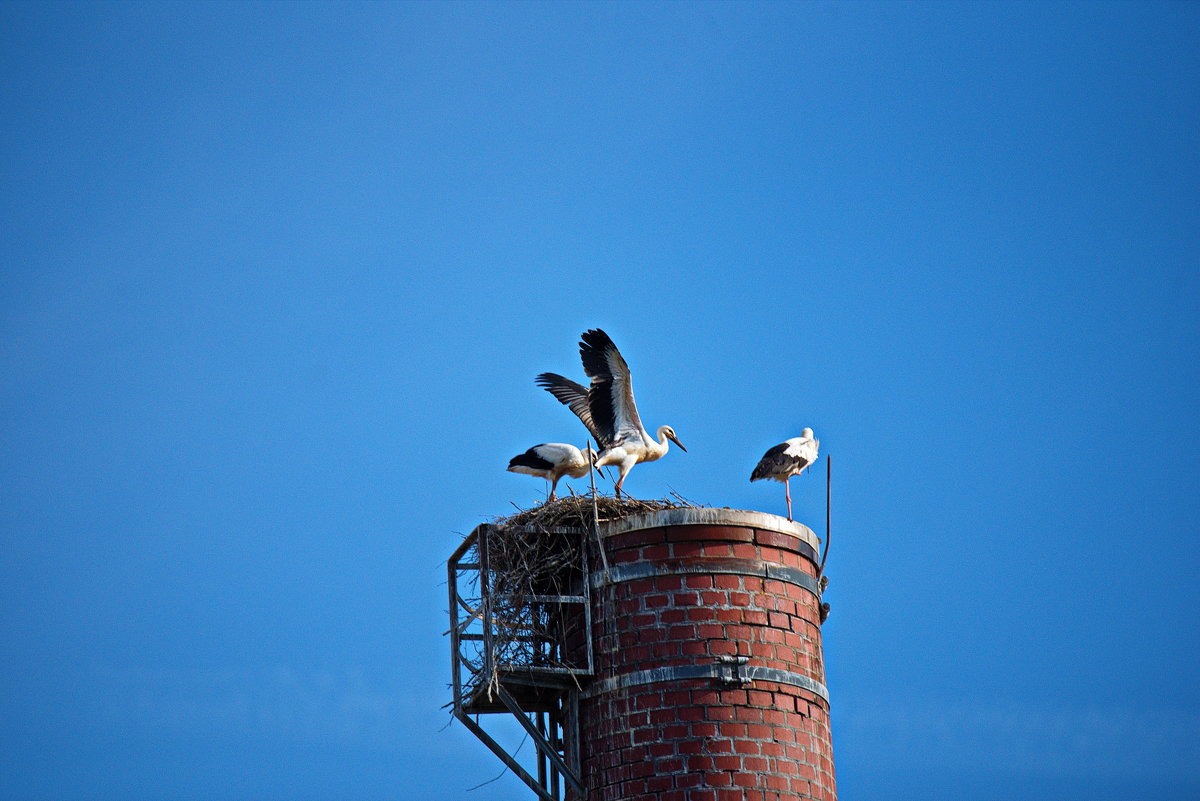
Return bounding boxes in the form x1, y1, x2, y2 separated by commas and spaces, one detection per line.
478, 524, 496, 696
820, 453, 831, 576
448, 548, 461, 711
587, 439, 609, 574
584, 438, 601, 677
537, 711, 548, 791
568, 690, 582, 792
550, 705, 561, 801
580, 480, 595, 677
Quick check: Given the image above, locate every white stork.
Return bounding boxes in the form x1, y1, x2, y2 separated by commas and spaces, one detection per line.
750, 428, 820, 521
507, 443, 593, 502
536, 329, 685, 498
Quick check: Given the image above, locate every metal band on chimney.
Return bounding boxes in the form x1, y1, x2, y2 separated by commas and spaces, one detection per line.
582, 663, 830, 705
590, 558, 822, 599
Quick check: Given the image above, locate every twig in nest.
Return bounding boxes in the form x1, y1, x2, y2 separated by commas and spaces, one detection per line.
463, 494, 705, 694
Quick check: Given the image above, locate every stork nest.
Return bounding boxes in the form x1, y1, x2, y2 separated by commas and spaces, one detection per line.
462, 492, 702, 698
496, 492, 698, 529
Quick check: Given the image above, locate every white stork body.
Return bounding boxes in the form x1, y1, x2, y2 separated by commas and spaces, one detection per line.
750, 428, 820, 521
536, 329, 685, 498
507, 442, 592, 502
591, 425, 678, 492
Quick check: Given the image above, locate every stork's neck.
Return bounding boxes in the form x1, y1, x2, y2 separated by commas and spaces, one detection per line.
648, 426, 673, 458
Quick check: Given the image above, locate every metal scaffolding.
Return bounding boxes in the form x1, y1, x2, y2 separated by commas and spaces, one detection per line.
447, 522, 593, 800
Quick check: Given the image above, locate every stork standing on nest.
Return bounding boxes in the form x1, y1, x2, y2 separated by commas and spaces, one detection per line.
537, 328, 686, 498
506, 443, 594, 502
750, 428, 820, 521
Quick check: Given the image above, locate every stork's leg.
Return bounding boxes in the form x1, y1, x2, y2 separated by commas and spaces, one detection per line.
615, 472, 640, 501
785, 477, 793, 521
548, 476, 559, 502
613, 467, 629, 499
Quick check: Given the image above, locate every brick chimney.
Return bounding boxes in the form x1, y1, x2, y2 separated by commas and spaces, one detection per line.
576, 508, 835, 801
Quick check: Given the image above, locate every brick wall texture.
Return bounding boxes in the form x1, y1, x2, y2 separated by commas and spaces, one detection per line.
575, 522, 835, 801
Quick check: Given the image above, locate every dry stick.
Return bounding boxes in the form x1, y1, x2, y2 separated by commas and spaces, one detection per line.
483, 513, 585, 672
480, 492, 698, 679
465, 731, 529, 792
588, 439, 610, 573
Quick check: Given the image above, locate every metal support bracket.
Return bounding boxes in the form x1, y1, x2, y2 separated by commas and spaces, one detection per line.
496, 684, 587, 798
714, 654, 752, 687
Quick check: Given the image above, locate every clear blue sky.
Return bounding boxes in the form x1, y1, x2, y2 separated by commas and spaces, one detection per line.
2, 2, 1198, 799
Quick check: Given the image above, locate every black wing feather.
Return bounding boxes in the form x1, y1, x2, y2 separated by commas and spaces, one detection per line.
578, 328, 635, 446
535, 372, 605, 445
750, 442, 809, 481
509, 447, 555, 472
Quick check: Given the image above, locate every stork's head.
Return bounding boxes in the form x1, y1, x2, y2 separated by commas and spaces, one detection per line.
801, 427, 815, 439
660, 425, 687, 453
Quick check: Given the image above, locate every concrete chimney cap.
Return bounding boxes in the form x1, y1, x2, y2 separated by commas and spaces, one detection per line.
597, 506, 820, 552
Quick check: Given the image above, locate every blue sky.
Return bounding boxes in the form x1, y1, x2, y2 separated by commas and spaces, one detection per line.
2, 2, 1198, 799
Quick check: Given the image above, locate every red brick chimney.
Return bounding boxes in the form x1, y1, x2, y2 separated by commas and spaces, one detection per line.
576, 508, 835, 801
